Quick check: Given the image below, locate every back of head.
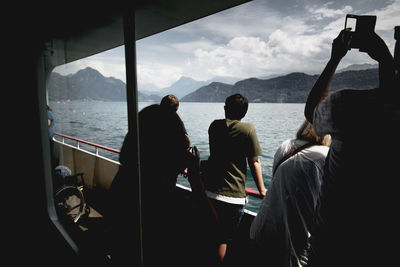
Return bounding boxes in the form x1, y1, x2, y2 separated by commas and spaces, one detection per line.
296, 120, 331, 146
160, 94, 179, 112
224, 93, 249, 120
140, 104, 189, 181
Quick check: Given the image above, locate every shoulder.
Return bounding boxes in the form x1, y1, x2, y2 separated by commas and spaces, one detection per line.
209, 119, 225, 130
272, 139, 297, 170
274, 139, 304, 159
237, 121, 255, 128
235, 121, 256, 133
210, 119, 225, 126
299, 145, 329, 171
302, 145, 329, 159
278, 139, 295, 152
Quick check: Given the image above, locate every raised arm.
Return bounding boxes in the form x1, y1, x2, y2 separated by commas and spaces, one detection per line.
305, 30, 350, 122
360, 33, 394, 92
247, 156, 267, 197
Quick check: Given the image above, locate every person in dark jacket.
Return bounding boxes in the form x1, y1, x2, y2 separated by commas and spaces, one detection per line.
304, 26, 398, 266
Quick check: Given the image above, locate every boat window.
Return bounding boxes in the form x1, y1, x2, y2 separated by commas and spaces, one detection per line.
135, 0, 391, 212
49, 46, 127, 162
46, 46, 128, 263
135, 4, 309, 212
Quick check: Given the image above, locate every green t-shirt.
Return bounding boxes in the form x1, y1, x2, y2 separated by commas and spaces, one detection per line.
206, 119, 262, 198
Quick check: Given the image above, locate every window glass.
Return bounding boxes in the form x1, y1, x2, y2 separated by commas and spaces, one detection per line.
49, 46, 127, 161
135, 0, 397, 211
47, 46, 128, 263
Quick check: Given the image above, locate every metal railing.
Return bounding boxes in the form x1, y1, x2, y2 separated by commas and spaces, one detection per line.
54, 132, 120, 155
53, 132, 263, 199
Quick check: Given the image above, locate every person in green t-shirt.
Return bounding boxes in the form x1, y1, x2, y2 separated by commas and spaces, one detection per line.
205, 93, 267, 263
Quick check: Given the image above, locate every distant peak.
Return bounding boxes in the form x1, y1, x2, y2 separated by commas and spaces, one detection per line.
285, 72, 307, 77
172, 76, 200, 85
209, 81, 229, 86
178, 76, 196, 81
77, 67, 102, 76
337, 63, 378, 73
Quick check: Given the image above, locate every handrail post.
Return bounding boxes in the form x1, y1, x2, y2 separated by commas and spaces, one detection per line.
124, 11, 143, 266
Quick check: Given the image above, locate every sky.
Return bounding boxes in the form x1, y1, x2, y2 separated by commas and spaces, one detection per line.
54, 0, 400, 90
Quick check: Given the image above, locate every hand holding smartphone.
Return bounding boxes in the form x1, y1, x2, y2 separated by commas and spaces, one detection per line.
344, 14, 377, 49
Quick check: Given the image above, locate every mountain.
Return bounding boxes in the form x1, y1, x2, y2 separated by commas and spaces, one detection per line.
48, 66, 379, 103
179, 82, 235, 102
48, 67, 161, 102
181, 68, 379, 103
144, 76, 208, 98
48, 67, 126, 101
140, 76, 240, 99
207, 76, 242, 85
337, 63, 378, 73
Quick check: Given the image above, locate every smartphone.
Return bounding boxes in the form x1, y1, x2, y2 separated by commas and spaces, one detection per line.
345, 14, 357, 32
344, 14, 376, 49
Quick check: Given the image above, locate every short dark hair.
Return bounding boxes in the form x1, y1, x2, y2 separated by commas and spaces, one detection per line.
224, 93, 248, 120
160, 94, 179, 112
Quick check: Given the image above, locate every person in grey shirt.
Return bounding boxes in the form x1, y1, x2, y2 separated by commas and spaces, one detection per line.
250, 120, 330, 266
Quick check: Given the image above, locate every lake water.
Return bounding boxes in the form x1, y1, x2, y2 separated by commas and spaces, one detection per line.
50, 100, 305, 212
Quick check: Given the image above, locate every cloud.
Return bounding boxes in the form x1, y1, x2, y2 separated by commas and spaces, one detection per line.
170, 0, 283, 41
189, 36, 318, 79
137, 62, 183, 88
184, 15, 330, 79
54, 47, 126, 82
169, 38, 217, 53
191, 37, 269, 78
136, 2, 352, 83
54, 0, 400, 89
184, 0, 400, 80
372, 0, 400, 31
308, 2, 353, 20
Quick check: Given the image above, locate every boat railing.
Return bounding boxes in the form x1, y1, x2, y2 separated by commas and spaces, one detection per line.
53, 132, 263, 199
54, 132, 120, 156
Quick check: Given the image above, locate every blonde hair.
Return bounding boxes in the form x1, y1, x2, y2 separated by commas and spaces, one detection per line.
296, 120, 331, 146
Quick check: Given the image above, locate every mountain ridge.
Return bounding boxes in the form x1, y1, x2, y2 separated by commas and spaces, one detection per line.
48, 66, 379, 103
48, 67, 160, 102
181, 68, 378, 103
